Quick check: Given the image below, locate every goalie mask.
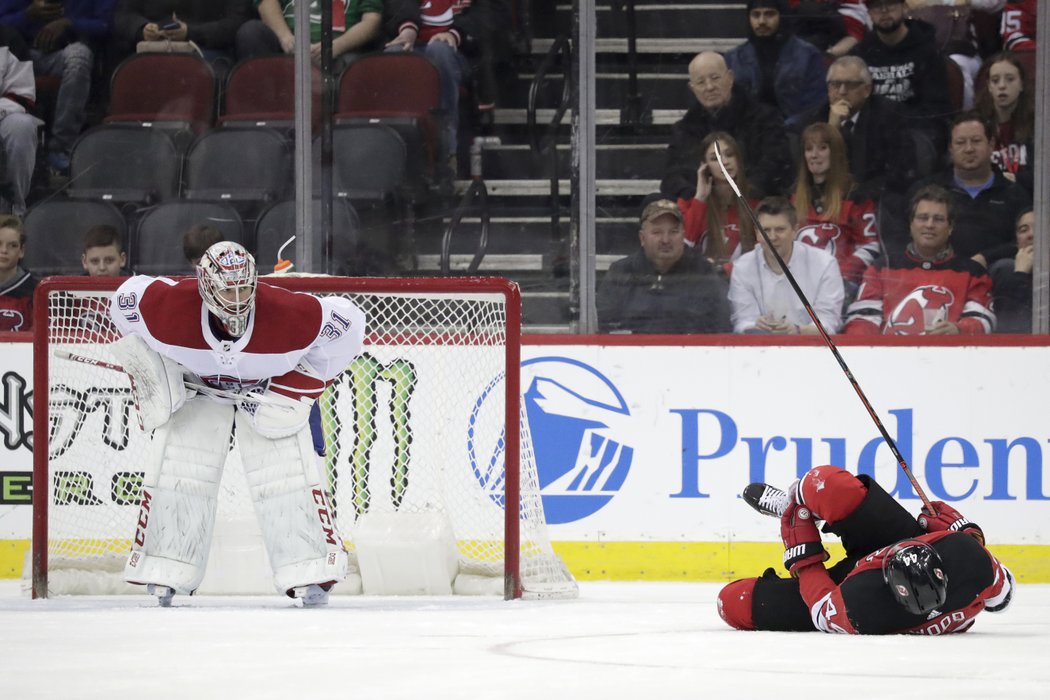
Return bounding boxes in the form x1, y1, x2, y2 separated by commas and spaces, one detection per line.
882, 540, 948, 616
197, 242, 258, 337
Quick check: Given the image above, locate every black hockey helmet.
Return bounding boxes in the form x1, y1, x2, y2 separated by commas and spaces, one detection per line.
882, 540, 948, 615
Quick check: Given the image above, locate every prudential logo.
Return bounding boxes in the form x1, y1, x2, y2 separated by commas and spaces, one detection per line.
468, 356, 634, 524
524, 356, 634, 523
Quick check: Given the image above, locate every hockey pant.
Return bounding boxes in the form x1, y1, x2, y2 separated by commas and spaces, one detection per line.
123, 395, 347, 595
719, 468, 925, 631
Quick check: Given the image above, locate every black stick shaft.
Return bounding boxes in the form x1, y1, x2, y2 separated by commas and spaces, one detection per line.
712, 142, 933, 513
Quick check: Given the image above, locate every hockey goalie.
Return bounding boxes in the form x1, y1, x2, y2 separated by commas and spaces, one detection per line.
107, 242, 365, 607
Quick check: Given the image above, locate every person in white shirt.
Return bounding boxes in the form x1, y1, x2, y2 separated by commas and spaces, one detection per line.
729, 196, 845, 334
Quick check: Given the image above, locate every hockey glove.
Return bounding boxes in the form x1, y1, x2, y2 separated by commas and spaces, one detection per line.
781, 502, 829, 575
918, 500, 985, 545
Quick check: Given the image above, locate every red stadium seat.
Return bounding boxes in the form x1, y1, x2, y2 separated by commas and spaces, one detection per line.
336, 53, 442, 184
105, 53, 215, 135
221, 56, 321, 132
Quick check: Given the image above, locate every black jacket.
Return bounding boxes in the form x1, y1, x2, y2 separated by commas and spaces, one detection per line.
660, 84, 793, 201
596, 246, 732, 334
990, 258, 1031, 334
790, 93, 918, 200
114, 0, 249, 50
851, 19, 952, 127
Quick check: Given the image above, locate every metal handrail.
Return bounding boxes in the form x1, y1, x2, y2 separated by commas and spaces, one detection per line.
440, 136, 499, 275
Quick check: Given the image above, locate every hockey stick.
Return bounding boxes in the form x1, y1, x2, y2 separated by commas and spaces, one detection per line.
712, 141, 934, 513
53, 350, 288, 407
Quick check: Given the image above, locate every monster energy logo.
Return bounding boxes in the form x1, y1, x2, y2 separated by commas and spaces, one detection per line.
322, 352, 418, 518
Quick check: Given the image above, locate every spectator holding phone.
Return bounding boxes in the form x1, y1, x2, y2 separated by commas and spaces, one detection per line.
728, 196, 844, 335
114, 0, 250, 72
0, 0, 115, 175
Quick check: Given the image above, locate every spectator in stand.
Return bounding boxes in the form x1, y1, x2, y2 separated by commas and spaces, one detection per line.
990, 207, 1033, 333
1000, 0, 1035, 52
791, 56, 918, 200
724, 0, 827, 123
900, 111, 1029, 266
385, 0, 490, 167
786, 0, 872, 58
661, 51, 793, 201
974, 51, 1034, 195
852, 0, 952, 153
113, 0, 249, 73
728, 196, 844, 334
0, 213, 35, 331
182, 222, 223, 267
0, 0, 115, 175
792, 122, 880, 301
679, 131, 758, 269
845, 184, 994, 335
81, 224, 129, 276
0, 26, 42, 217
596, 198, 732, 334
235, 0, 382, 70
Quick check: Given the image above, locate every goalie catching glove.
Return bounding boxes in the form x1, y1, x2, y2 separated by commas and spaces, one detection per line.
781, 501, 829, 575
918, 500, 985, 546
108, 334, 188, 431
238, 362, 330, 438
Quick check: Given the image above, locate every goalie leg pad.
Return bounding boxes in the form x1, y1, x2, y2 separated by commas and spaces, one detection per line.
108, 333, 188, 431
124, 397, 234, 594
235, 414, 347, 594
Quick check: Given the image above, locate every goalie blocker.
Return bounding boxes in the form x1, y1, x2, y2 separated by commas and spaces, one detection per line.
108, 242, 366, 606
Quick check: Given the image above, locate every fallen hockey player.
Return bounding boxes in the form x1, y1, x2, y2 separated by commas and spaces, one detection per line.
718, 465, 1014, 634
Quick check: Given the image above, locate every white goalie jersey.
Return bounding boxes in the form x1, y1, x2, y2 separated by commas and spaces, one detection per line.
109, 275, 366, 394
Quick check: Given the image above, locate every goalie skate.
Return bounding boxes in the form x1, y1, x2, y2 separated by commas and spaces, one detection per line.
147, 584, 175, 608
289, 583, 332, 608
742, 483, 791, 518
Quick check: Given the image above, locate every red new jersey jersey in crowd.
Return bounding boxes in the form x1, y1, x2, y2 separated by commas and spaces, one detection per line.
844, 249, 994, 335
795, 198, 879, 285
1002, 1, 1036, 51
799, 530, 1013, 635
679, 197, 758, 263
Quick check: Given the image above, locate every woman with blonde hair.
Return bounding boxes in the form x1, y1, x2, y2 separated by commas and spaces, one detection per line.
974, 51, 1034, 194
792, 122, 879, 293
678, 131, 757, 270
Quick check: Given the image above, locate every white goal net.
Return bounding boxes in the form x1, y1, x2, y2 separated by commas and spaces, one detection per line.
31, 276, 577, 600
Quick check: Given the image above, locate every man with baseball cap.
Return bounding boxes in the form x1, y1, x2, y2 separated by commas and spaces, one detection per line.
596, 197, 732, 334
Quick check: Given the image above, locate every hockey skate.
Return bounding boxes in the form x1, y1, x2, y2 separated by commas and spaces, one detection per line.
289, 583, 332, 608
146, 584, 175, 607
742, 482, 792, 518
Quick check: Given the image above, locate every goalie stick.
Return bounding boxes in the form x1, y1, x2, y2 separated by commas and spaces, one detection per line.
712, 141, 935, 514
53, 350, 291, 407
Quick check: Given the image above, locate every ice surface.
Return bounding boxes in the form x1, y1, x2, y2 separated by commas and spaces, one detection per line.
1, 580, 1047, 699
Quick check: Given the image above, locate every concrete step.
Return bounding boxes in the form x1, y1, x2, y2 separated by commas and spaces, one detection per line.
533, 2, 747, 41
479, 142, 666, 180
507, 71, 691, 111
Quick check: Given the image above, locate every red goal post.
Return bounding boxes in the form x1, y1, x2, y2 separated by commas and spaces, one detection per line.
32, 275, 576, 600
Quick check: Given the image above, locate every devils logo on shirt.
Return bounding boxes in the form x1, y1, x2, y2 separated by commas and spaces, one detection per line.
796, 223, 843, 256
887, 285, 955, 335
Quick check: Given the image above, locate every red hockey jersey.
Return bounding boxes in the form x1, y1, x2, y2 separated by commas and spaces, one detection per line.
678, 196, 757, 262
844, 248, 994, 335
799, 530, 1013, 635
1001, 1, 1036, 52
795, 197, 879, 285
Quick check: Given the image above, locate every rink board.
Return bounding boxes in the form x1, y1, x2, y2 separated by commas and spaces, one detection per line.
2, 335, 1049, 581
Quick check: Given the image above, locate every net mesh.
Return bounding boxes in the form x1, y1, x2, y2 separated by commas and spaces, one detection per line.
36, 280, 576, 598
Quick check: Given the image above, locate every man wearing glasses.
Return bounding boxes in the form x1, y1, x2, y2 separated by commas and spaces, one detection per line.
845, 184, 994, 336
791, 55, 917, 201
660, 51, 793, 202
